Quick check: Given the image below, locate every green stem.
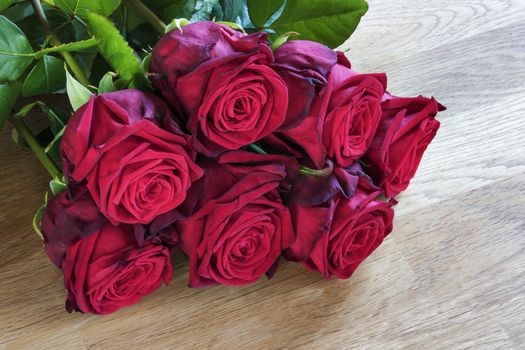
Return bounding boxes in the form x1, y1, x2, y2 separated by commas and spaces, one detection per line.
299, 160, 334, 177
9, 116, 61, 179
248, 143, 269, 155
128, 0, 166, 35
30, 0, 90, 86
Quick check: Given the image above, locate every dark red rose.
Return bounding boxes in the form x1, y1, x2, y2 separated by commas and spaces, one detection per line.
175, 151, 295, 287
41, 186, 106, 267
322, 64, 386, 167
284, 163, 376, 261
365, 93, 443, 197
151, 21, 288, 156
41, 189, 172, 314
62, 223, 172, 314
304, 190, 394, 279
60, 90, 203, 225
271, 40, 337, 129
287, 186, 394, 279
265, 52, 386, 169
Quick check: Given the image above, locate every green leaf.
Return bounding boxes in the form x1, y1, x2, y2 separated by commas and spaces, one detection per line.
0, 81, 20, 130
87, 12, 143, 83
191, 0, 219, 21
122, 2, 147, 32
22, 56, 66, 97
66, 66, 93, 110
247, 0, 284, 28
98, 72, 116, 93
0, 0, 16, 12
220, 0, 245, 22
35, 37, 101, 58
54, 0, 121, 19
0, 15, 34, 81
270, 0, 368, 48
2, 1, 34, 23
159, 0, 195, 22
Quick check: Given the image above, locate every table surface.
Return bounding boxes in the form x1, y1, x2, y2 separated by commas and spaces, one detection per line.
1, 1, 525, 349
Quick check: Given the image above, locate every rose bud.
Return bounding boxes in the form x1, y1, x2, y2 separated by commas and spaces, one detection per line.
175, 151, 295, 287
365, 93, 444, 197
60, 90, 203, 225
302, 189, 394, 279
41, 189, 172, 315
266, 50, 386, 169
151, 21, 288, 156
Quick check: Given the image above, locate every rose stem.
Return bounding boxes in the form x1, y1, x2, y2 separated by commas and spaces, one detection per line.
8, 116, 62, 179
128, 0, 166, 35
248, 144, 269, 155
30, 0, 90, 87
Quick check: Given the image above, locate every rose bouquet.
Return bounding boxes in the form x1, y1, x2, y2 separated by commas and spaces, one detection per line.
0, 0, 444, 314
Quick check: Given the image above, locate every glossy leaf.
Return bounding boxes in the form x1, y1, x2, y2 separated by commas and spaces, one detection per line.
0, 81, 20, 130
247, 0, 283, 28
0, 15, 34, 81
191, 0, 219, 21
54, 0, 121, 19
0, 0, 16, 12
66, 66, 93, 110
220, 0, 245, 22
22, 56, 66, 97
1, 1, 34, 23
271, 0, 368, 48
155, 0, 195, 23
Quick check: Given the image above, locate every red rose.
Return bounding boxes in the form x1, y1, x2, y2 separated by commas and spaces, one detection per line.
151, 21, 288, 156
293, 189, 394, 279
284, 163, 376, 261
41, 189, 172, 314
365, 93, 443, 197
322, 63, 386, 167
63, 223, 172, 314
61, 90, 203, 225
266, 51, 386, 168
271, 40, 337, 129
41, 186, 106, 267
176, 152, 295, 287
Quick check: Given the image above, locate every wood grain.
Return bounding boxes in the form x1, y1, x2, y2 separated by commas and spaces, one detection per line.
1, 0, 524, 348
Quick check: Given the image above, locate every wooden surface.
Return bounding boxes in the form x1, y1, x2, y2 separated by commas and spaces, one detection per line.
1, 1, 525, 349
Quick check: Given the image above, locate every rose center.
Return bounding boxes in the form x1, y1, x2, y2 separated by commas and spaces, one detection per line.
345, 98, 372, 148
211, 75, 268, 134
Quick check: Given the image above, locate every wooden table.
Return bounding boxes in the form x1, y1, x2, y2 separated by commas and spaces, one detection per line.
1, 1, 524, 349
